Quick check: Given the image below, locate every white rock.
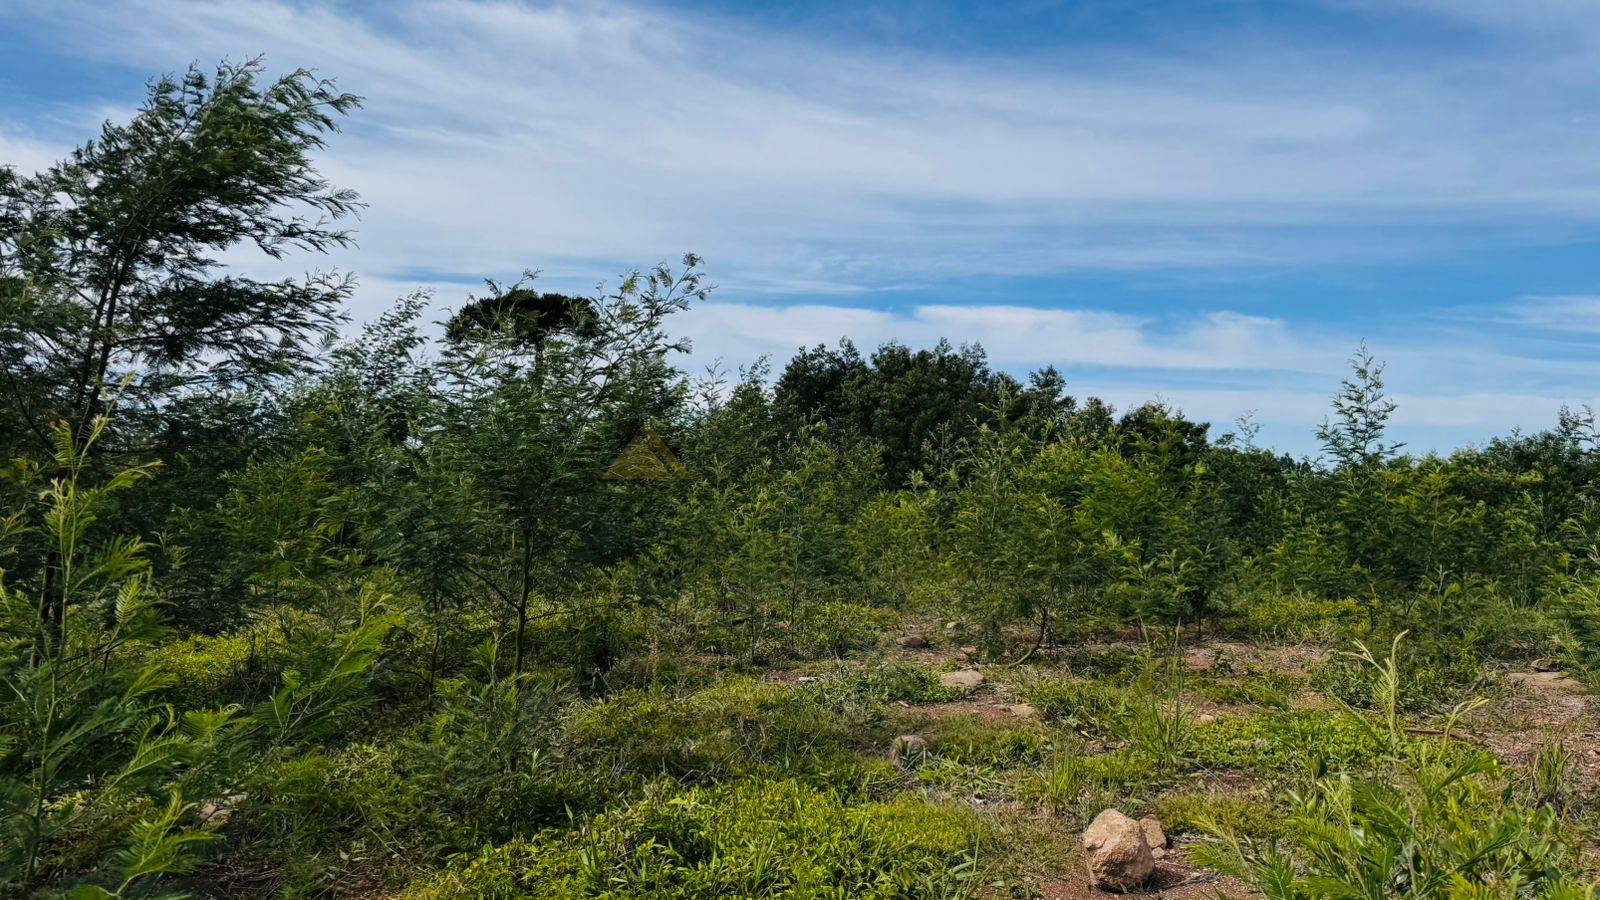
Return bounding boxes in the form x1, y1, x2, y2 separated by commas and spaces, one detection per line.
939, 669, 984, 689
1082, 809, 1154, 892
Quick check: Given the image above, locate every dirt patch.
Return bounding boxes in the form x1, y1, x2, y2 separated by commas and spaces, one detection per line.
1460, 667, 1600, 791
1204, 641, 1329, 678
1502, 671, 1591, 724
901, 698, 1034, 724
1028, 851, 1258, 899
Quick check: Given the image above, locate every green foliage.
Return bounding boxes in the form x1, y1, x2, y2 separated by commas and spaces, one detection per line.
816, 661, 957, 706
0, 59, 360, 459
405, 779, 984, 900
1018, 678, 1132, 736
924, 717, 1049, 767
1156, 791, 1285, 842
0, 420, 240, 895
1226, 592, 1369, 641
565, 678, 851, 783
1197, 638, 1591, 899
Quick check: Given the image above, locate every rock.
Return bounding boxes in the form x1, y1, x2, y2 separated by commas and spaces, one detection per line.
1195, 712, 1216, 725
1082, 809, 1154, 892
944, 621, 959, 632
960, 645, 980, 660
199, 793, 248, 826
891, 734, 928, 766
1006, 703, 1039, 720
797, 676, 820, 684
940, 669, 984, 690
1532, 657, 1558, 673
1138, 816, 1167, 851
898, 634, 928, 650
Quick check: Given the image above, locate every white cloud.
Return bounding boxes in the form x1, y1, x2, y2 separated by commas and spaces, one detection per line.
0, 128, 63, 177
681, 303, 1339, 373
1503, 295, 1600, 333
7, 0, 1600, 303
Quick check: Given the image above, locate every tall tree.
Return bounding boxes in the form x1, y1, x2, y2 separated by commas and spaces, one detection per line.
0, 58, 361, 458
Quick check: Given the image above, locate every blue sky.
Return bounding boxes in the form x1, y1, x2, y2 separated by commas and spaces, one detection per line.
4, 0, 1600, 455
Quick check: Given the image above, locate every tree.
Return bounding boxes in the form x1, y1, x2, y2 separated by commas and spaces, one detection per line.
444, 288, 595, 348
0, 59, 361, 458
1317, 342, 1402, 468
377, 259, 707, 677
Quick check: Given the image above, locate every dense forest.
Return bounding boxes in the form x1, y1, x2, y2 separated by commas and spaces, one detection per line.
4, 61, 1600, 898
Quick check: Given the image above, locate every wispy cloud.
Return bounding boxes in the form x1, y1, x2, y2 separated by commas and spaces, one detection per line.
7, 0, 1600, 296
679, 302, 1342, 373
1502, 296, 1600, 334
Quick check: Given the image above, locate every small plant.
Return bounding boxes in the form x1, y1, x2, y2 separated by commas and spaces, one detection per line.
1126, 640, 1192, 772
1197, 634, 1590, 898
1037, 752, 1085, 815
1529, 739, 1574, 815
1018, 678, 1130, 735
0, 419, 241, 896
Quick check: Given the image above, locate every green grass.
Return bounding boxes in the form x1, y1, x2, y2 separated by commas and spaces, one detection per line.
403, 779, 986, 899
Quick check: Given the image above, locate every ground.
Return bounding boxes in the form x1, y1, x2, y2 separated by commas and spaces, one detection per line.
765, 623, 1600, 899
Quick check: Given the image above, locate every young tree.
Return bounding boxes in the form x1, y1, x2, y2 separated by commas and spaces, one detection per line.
383, 259, 707, 677
0, 420, 239, 893
1317, 342, 1402, 468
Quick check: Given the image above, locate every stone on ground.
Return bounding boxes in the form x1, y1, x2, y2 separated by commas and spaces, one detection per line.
1083, 808, 1154, 893
1006, 703, 1039, 720
890, 734, 928, 766
898, 634, 927, 649
199, 793, 248, 826
1138, 816, 1168, 858
939, 669, 984, 689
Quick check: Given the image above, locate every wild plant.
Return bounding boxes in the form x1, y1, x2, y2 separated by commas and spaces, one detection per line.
1197, 633, 1591, 898
0, 419, 241, 895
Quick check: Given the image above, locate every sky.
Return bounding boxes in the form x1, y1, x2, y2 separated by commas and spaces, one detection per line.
3, 0, 1600, 455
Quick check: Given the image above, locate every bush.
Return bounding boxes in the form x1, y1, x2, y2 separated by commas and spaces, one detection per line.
1226, 592, 1368, 641
813, 661, 956, 707
564, 678, 849, 782
1197, 636, 1593, 898
1156, 790, 1284, 842
1188, 710, 1388, 773
925, 716, 1049, 767
790, 601, 900, 658
403, 779, 985, 899
1018, 678, 1130, 736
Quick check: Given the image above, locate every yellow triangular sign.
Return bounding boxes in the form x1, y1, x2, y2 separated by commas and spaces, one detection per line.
605, 424, 688, 480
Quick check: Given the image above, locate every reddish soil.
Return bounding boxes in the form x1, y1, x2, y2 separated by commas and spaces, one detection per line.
1028, 849, 1259, 899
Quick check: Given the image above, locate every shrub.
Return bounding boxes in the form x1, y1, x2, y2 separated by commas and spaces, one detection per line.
1227, 592, 1368, 640
1188, 710, 1388, 773
1017, 678, 1130, 736
1197, 670, 1300, 709
403, 779, 985, 899
1156, 790, 1284, 842
814, 661, 956, 707
1197, 636, 1593, 898
564, 678, 847, 782
925, 716, 1049, 767
790, 601, 900, 658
